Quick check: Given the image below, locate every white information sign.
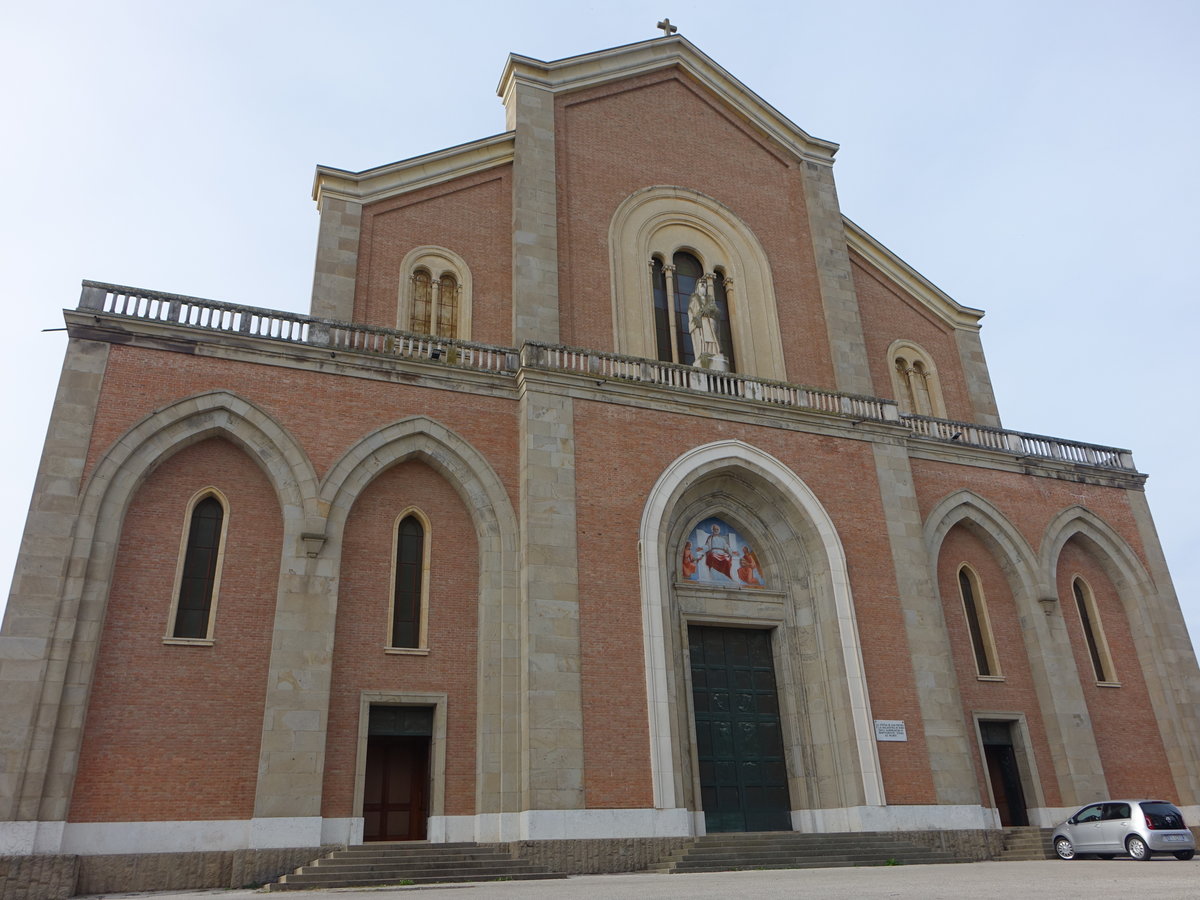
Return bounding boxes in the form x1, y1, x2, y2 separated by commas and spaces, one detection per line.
874, 719, 908, 742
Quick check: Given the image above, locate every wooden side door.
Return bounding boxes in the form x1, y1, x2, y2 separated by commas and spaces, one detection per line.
362, 735, 430, 841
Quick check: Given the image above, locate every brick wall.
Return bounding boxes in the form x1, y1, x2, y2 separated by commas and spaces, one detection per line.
70, 437, 281, 822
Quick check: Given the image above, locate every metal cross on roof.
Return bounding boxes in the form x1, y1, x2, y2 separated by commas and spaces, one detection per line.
656, 18, 678, 36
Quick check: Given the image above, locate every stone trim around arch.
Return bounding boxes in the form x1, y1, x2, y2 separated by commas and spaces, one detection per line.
609, 186, 786, 380
13, 390, 318, 842
397, 245, 474, 340
317, 416, 522, 838
638, 439, 883, 817
1040, 505, 1200, 806
923, 490, 1106, 817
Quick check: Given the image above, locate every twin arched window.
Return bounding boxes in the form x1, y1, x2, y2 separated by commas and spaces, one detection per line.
889, 341, 946, 418
649, 251, 735, 370
409, 269, 460, 337
398, 247, 472, 341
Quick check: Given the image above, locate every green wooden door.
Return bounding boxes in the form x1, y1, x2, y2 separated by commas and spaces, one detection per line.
689, 625, 791, 832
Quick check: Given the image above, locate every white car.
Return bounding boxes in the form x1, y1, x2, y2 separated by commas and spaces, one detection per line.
1053, 800, 1195, 861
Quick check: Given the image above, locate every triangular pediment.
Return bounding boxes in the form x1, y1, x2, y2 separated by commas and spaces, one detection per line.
497, 36, 839, 166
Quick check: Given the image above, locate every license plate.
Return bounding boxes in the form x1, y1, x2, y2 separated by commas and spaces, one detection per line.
1164, 834, 1187, 842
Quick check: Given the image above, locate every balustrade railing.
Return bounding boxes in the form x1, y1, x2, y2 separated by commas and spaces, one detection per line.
79, 281, 517, 373
75, 281, 1137, 473
903, 414, 1134, 470
521, 343, 899, 423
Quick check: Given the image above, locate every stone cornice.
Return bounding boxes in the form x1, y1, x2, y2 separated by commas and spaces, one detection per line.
496, 36, 839, 166
844, 216, 986, 331
312, 132, 515, 207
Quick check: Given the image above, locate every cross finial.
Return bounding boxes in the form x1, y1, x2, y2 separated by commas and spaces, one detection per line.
656, 18, 678, 37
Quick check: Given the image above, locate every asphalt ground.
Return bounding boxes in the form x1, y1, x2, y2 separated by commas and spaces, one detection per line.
75, 858, 1200, 900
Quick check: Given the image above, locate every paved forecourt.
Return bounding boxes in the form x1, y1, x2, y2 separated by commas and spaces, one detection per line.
75, 859, 1200, 900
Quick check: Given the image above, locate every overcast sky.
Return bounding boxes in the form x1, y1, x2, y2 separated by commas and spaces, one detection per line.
2, 1, 1197, 650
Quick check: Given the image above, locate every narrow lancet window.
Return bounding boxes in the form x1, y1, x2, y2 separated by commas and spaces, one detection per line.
959, 566, 998, 677
173, 495, 225, 639
392, 515, 425, 648
1073, 577, 1113, 683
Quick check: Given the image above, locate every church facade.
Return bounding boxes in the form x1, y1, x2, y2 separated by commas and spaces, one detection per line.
3, 34, 1199, 887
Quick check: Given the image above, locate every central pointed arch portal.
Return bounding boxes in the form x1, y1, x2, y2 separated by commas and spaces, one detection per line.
639, 440, 884, 834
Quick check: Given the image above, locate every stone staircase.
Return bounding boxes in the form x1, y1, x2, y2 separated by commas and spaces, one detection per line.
265, 842, 567, 890
994, 827, 1054, 861
647, 831, 972, 873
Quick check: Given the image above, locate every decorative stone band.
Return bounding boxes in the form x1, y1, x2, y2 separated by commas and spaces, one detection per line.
75, 280, 1137, 473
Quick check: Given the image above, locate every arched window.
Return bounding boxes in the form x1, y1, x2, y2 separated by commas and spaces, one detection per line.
888, 340, 946, 418
611, 186, 783, 379
436, 274, 459, 337
1072, 576, 1116, 684
398, 247, 472, 340
410, 268, 433, 334
391, 512, 430, 649
168, 490, 228, 641
958, 564, 1000, 678
650, 251, 736, 370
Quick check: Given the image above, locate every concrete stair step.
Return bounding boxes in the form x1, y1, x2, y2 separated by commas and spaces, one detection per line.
264, 841, 566, 891
268, 872, 565, 890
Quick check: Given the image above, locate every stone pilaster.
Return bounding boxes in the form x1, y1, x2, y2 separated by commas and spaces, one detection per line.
250, 550, 338, 843
517, 377, 583, 811
1124, 489, 1200, 805
954, 328, 1001, 427
0, 339, 108, 826
309, 196, 361, 322
800, 161, 873, 395
509, 82, 561, 344
871, 442, 977, 805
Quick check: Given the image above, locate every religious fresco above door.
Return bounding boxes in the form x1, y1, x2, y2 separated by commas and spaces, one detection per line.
680, 516, 765, 588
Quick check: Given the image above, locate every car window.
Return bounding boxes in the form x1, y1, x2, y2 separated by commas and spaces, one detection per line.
1104, 803, 1130, 819
1140, 802, 1184, 829
1076, 805, 1103, 823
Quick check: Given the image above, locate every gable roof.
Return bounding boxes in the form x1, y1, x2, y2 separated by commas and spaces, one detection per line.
497, 35, 839, 166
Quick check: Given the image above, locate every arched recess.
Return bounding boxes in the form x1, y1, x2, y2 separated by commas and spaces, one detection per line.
397, 245, 473, 340
26, 391, 318, 824
318, 417, 520, 827
1040, 506, 1200, 806
640, 440, 883, 826
610, 186, 786, 380
924, 490, 1106, 812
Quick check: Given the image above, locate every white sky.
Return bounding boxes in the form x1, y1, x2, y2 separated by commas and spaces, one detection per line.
2, 1, 1197, 650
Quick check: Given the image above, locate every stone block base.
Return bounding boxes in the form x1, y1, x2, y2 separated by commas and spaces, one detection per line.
0, 856, 78, 900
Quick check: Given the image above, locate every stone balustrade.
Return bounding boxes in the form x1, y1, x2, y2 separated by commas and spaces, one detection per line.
75, 280, 1137, 473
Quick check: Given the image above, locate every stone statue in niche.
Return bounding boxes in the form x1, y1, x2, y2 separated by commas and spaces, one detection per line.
688, 278, 728, 372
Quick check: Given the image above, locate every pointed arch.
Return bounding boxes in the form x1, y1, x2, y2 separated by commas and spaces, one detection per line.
318, 416, 520, 828
640, 439, 882, 814
27, 391, 318, 824
1041, 506, 1200, 805
924, 490, 1107, 810
923, 490, 1042, 602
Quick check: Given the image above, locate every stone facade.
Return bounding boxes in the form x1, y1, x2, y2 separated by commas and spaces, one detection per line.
2, 34, 1199, 895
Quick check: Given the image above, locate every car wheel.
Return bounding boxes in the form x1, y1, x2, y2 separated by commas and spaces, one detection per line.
1174, 850, 1195, 861
1098, 854, 1114, 860
1127, 835, 1152, 861
1054, 837, 1076, 860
